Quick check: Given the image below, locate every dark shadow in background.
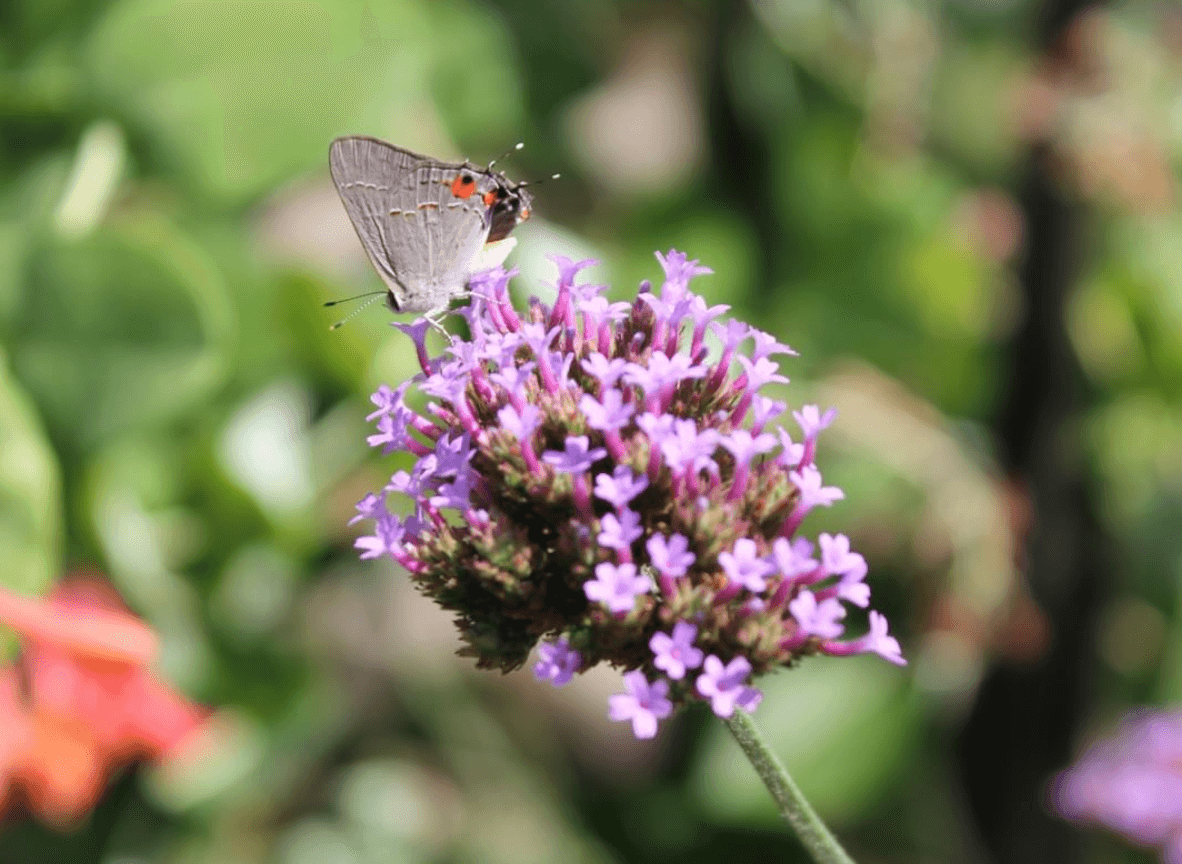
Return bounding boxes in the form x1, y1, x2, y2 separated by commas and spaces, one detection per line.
958, 1, 1108, 862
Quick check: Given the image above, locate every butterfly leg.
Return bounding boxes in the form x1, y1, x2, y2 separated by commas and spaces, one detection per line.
423, 306, 453, 339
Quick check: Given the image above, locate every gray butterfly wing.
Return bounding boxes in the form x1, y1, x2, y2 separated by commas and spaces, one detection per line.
329, 136, 495, 313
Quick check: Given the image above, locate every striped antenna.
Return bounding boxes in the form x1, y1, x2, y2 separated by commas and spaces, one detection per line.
329, 292, 385, 330
323, 290, 384, 308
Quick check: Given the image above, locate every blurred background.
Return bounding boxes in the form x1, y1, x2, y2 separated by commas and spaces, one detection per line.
0, 0, 1179, 861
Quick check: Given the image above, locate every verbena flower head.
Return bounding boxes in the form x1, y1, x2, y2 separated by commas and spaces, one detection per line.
352, 250, 905, 739
1052, 707, 1182, 863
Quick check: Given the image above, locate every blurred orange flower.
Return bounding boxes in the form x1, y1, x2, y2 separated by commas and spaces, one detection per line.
0, 577, 205, 827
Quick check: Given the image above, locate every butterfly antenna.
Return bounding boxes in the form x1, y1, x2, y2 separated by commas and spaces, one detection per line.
487, 141, 524, 171
517, 172, 561, 189
323, 290, 385, 308
329, 293, 385, 330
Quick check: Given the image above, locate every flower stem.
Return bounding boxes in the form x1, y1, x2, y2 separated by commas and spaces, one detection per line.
723, 709, 857, 864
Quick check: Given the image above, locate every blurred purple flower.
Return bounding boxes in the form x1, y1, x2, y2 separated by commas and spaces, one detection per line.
646, 533, 695, 579
544, 435, 606, 474
1053, 708, 1182, 863
598, 509, 643, 552
788, 590, 847, 639
593, 466, 649, 511
534, 636, 581, 687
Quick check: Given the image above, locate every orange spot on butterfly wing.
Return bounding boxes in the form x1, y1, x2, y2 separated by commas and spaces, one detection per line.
450, 173, 477, 199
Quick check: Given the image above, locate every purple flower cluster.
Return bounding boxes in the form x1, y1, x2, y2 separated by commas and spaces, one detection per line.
353, 250, 904, 739
1053, 708, 1182, 863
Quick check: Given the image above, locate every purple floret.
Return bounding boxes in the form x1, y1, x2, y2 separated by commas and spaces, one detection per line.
650, 621, 704, 680
696, 655, 763, 718
609, 671, 673, 739
534, 636, 582, 687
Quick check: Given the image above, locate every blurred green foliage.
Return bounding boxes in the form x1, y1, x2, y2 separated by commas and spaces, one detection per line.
2, 0, 1182, 862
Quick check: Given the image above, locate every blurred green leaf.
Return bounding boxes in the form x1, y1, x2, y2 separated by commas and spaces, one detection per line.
898, 230, 992, 340
693, 656, 922, 826
0, 222, 27, 326
0, 345, 61, 596
85, 0, 434, 201
12, 214, 233, 444
426, 1, 525, 145
83, 0, 523, 203
929, 40, 1023, 173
